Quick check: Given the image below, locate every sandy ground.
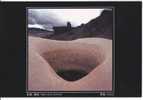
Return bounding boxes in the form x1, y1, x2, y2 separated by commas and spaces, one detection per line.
28, 36, 112, 91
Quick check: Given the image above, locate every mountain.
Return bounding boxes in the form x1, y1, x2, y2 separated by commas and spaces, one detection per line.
48, 10, 113, 40
82, 10, 113, 39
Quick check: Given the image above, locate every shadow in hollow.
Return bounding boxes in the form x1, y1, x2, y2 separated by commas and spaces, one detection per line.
57, 69, 88, 81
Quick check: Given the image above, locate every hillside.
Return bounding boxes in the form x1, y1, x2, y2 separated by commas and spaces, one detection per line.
48, 10, 113, 40
28, 28, 54, 38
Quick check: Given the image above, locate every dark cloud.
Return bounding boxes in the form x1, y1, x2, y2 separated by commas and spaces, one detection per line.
28, 9, 65, 30
28, 17, 37, 24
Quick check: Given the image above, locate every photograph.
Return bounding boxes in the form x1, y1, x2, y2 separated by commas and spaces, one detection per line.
27, 8, 113, 92
1, 1, 141, 97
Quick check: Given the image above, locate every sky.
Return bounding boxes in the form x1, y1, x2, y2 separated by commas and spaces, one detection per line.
28, 8, 104, 31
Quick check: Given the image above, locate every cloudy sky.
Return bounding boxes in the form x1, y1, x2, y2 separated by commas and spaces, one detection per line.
28, 8, 104, 31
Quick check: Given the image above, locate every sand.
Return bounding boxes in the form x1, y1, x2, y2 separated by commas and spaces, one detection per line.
28, 36, 112, 91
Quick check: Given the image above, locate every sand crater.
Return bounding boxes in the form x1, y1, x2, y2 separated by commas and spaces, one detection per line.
41, 46, 105, 81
